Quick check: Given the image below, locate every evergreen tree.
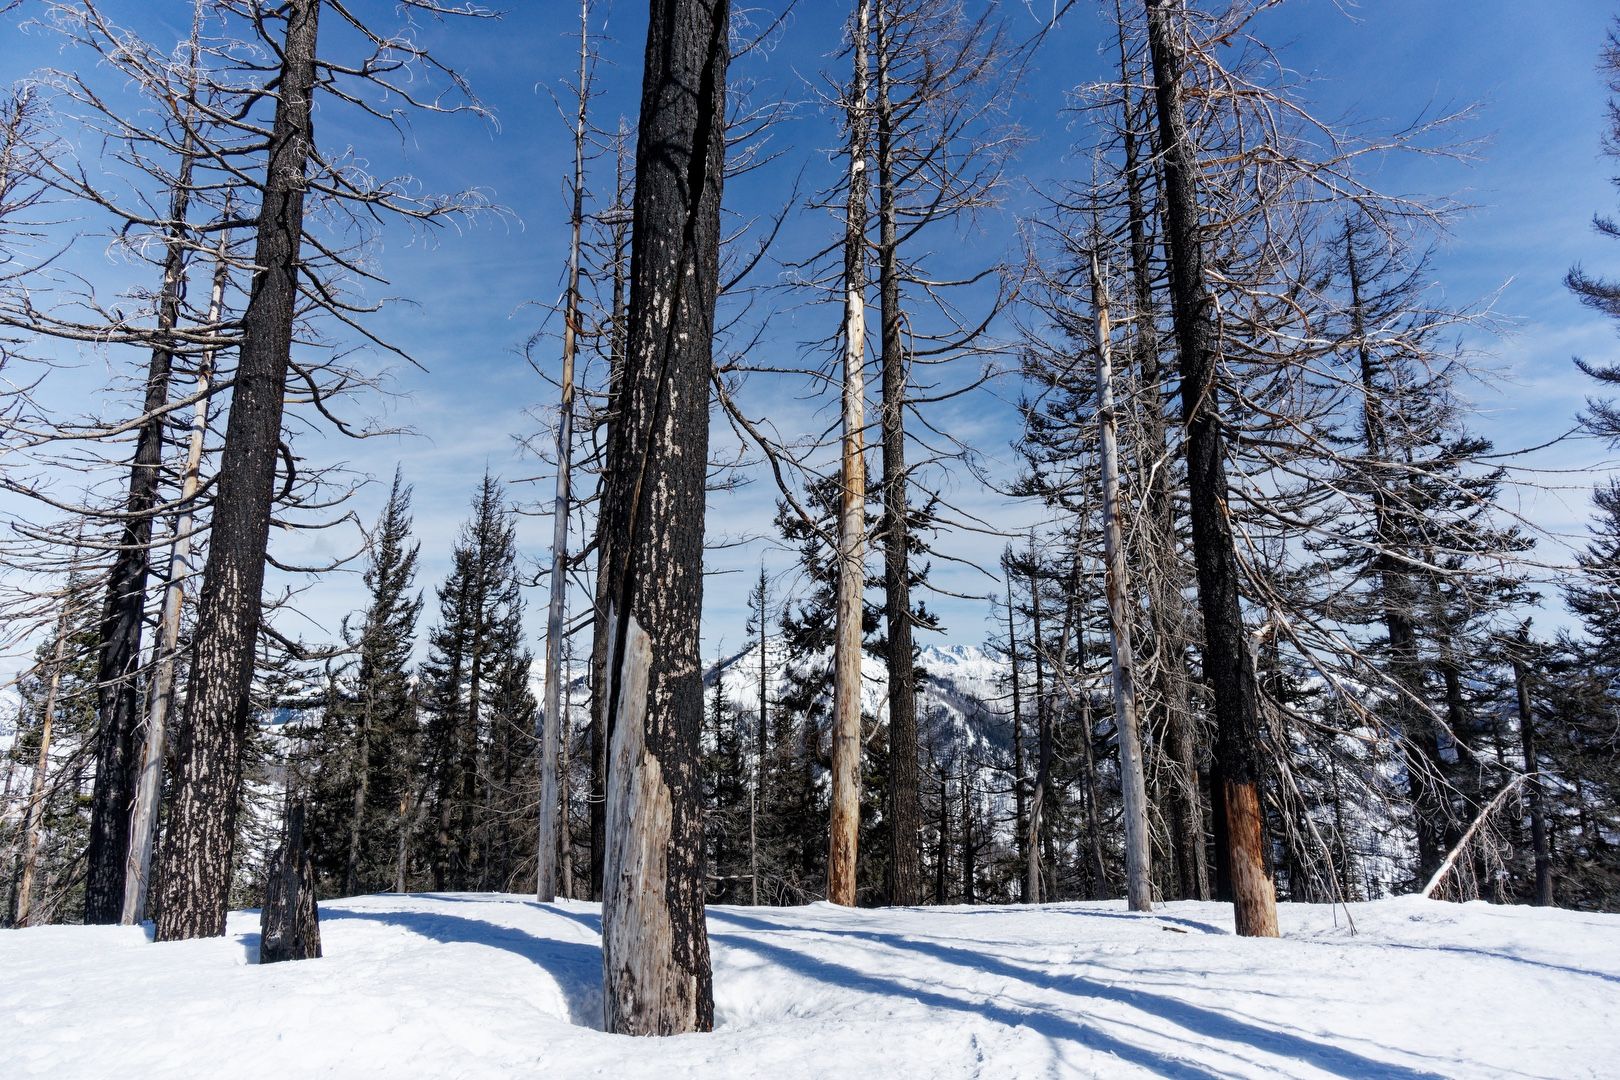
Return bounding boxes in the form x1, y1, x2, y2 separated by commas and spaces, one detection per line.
300, 473, 423, 897
419, 474, 530, 892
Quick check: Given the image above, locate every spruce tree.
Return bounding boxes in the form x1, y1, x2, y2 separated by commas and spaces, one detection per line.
300, 473, 423, 897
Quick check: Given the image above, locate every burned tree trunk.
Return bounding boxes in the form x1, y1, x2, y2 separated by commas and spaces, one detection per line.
83, 114, 201, 928
598, 0, 728, 1036
1512, 629, 1553, 906
260, 803, 322, 964
1144, 0, 1279, 937
828, 0, 872, 910
155, 0, 320, 941
872, 0, 922, 908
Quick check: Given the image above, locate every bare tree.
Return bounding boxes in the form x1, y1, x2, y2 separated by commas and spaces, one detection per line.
598, 0, 728, 1037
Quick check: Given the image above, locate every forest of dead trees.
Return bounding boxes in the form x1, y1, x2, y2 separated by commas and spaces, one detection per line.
1, 0, 1619, 1037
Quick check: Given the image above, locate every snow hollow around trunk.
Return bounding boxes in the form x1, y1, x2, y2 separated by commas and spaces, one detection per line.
3, 893, 1617, 1078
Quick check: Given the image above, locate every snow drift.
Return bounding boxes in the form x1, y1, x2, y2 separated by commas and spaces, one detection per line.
3, 893, 1616, 1078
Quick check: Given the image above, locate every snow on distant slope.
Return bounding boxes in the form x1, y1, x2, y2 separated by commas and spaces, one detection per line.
3, 893, 1616, 1078
705, 638, 1017, 756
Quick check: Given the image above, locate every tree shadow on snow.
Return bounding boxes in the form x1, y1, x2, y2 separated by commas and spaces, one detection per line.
706, 908, 1459, 1080
323, 907, 603, 1027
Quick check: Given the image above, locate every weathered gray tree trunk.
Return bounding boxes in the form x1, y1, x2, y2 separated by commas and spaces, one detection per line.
260, 803, 322, 964
1091, 251, 1153, 913
1113, 4, 1207, 902
122, 240, 226, 926
538, 0, 591, 905
828, 0, 872, 910
598, 0, 727, 1036
156, 0, 320, 941
1145, 0, 1279, 937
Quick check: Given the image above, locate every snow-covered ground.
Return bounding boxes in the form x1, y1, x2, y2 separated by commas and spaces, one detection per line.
3, 893, 1616, 1079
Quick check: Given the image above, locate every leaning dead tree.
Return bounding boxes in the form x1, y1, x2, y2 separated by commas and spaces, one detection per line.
598, 0, 728, 1037
156, 0, 494, 941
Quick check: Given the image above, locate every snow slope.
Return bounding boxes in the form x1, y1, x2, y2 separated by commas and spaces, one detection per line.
4, 894, 1616, 1079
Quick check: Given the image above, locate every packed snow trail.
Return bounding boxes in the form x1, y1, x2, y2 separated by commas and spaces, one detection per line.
3, 893, 1616, 1078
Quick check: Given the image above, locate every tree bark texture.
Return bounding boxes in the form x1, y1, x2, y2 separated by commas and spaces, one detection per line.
828, 0, 872, 910
155, 0, 320, 941
260, 803, 323, 964
598, 0, 727, 1036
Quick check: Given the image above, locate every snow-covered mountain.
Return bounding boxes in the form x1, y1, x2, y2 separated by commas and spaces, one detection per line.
702, 638, 1015, 758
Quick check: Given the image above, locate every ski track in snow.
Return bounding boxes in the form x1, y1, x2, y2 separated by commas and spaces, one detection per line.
3, 893, 1616, 1078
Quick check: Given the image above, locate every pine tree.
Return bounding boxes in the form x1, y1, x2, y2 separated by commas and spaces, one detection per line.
299, 474, 422, 897
419, 475, 528, 892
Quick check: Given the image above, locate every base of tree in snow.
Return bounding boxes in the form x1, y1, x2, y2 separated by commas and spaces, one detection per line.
258, 805, 322, 965
3, 893, 1617, 1077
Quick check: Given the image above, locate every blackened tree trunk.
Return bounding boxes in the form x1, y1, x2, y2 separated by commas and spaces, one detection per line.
589, 128, 633, 905
260, 803, 322, 964
1025, 556, 1049, 904
1114, 7, 1207, 903
1144, 0, 1279, 937
83, 126, 200, 927
873, 0, 922, 908
1511, 629, 1554, 906
155, 0, 319, 942
1006, 575, 1028, 902
598, 0, 727, 1036
1344, 224, 1446, 885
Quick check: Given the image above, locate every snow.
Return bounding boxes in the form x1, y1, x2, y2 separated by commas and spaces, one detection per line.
4, 894, 1617, 1078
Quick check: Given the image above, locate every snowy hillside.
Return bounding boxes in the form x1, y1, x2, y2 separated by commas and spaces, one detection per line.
4, 893, 1617, 1078
705, 638, 1016, 755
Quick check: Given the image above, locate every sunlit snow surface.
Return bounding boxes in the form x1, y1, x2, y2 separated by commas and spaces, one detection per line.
3, 893, 1617, 1078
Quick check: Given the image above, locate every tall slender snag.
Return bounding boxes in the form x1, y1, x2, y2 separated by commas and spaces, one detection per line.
1091, 250, 1153, 913
121, 237, 227, 926
873, 0, 922, 907
538, 0, 591, 905
83, 6, 209, 924
828, 0, 872, 909
1144, 0, 1279, 937
156, 0, 321, 941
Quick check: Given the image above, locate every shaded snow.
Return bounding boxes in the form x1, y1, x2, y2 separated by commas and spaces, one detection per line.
3, 892, 1617, 1078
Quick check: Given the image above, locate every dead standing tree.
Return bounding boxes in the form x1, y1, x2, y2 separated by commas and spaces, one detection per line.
156, 0, 494, 941
598, 0, 728, 1036
1144, 0, 1278, 937
827, 0, 871, 911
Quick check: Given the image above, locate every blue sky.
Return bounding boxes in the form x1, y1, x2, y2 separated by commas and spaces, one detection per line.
1, 0, 1617, 674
